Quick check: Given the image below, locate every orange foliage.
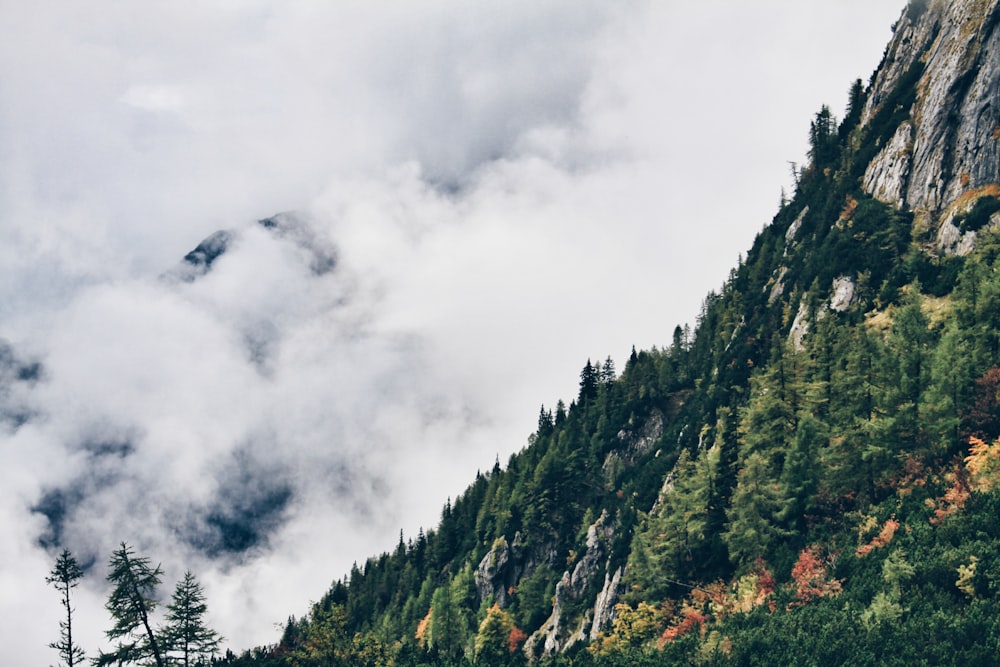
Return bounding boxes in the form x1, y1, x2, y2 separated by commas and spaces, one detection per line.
659, 606, 708, 646
789, 546, 842, 608
856, 517, 900, 557
839, 194, 859, 221
415, 607, 432, 647
929, 475, 971, 525
508, 626, 527, 653
927, 437, 1000, 525
756, 560, 777, 598
965, 436, 1000, 491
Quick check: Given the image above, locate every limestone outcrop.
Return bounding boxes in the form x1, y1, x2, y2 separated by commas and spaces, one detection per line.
862, 0, 1000, 219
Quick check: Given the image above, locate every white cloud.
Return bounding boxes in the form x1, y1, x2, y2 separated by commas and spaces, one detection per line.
0, 0, 906, 662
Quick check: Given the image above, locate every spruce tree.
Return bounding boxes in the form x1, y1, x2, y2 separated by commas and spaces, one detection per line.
162, 571, 223, 667
94, 542, 165, 667
46, 549, 86, 667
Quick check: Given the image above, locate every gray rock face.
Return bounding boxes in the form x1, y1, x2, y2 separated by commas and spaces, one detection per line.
590, 566, 623, 641
862, 0, 1000, 217
524, 510, 621, 658
863, 121, 914, 208
604, 410, 664, 485
474, 533, 524, 607
788, 300, 810, 351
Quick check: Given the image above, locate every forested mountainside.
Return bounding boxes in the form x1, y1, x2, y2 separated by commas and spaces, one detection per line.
219, 1, 1000, 664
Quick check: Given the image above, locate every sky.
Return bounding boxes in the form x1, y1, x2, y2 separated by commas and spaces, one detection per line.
0, 1, 907, 662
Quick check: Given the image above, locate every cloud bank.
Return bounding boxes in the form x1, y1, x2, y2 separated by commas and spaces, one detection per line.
0, 1, 906, 662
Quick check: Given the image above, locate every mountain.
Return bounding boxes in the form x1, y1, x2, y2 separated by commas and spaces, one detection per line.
218, 1, 1000, 664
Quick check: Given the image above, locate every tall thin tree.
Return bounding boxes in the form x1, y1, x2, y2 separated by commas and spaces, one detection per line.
162, 571, 223, 667
46, 549, 86, 667
94, 542, 165, 667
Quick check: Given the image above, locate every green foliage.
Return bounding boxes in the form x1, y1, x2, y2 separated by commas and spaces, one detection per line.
474, 604, 520, 665
510, 564, 556, 633
94, 542, 166, 667
162, 571, 223, 666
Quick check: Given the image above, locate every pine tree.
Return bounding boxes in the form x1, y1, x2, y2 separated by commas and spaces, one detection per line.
94, 542, 165, 667
46, 549, 86, 667
162, 571, 223, 667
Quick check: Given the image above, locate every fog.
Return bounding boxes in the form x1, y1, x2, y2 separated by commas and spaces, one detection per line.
0, 1, 905, 662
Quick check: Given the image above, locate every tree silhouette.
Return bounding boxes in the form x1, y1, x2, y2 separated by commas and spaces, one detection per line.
94, 542, 165, 667
162, 571, 223, 667
46, 549, 86, 667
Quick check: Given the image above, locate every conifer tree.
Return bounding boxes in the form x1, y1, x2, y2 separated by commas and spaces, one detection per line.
46, 548, 86, 667
162, 571, 223, 667
724, 452, 788, 566
428, 585, 464, 659
94, 542, 165, 667
778, 414, 823, 532
886, 285, 933, 450
579, 359, 599, 404
808, 104, 838, 168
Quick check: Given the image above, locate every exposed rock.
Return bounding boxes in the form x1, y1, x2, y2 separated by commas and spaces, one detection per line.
258, 212, 337, 275
474, 533, 525, 607
862, 0, 1000, 218
525, 510, 618, 658
590, 566, 624, 640
604, 411, 663, 485
725, 316, 746, 352
829, 276, 857, 312
166, 212, 337, 283
785, 206, 809, 245
788, 300, 810, 351
570, 512, 616, 597
936, 194, 1000, 255
936, 209, 979, 255
768, 266, 789, 305
177, 230, 233, 281
863, 121, 914, 208
766, 208, 810, 306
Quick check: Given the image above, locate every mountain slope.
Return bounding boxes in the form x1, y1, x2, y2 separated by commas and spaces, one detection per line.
219, 1, 1000, 664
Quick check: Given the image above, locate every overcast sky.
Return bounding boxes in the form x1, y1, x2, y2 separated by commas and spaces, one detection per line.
1, 1, 906, 662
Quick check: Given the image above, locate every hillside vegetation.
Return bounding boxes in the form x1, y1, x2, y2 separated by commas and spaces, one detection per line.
214, 5, 1000, 666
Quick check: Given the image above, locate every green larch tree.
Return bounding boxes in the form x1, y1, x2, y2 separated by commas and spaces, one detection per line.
47, 548, 86, 667
724, 451, 789, 567
886, 285, 934, 451
94, 542, 165, 667
778, 413, 824, 533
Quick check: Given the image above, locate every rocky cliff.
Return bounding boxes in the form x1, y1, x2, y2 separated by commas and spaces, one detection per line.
863, 0, 1000, 232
